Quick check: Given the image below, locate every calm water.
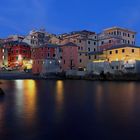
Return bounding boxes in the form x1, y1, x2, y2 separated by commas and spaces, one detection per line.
0, 80, 140, 140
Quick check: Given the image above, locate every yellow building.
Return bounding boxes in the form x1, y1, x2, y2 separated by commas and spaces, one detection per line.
104, 44, 140, 62
89, 44, 140, 63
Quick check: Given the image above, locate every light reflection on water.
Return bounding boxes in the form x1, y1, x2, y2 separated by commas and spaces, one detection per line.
55, 80, 64, 112
0, 80, 140, 139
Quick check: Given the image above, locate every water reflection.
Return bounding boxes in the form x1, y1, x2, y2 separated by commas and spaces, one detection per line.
23, 80, 37, 120
55, 80, 64, 112
15, 80, 37, 125
96, 84, 103, 111
0, 101, 5, 132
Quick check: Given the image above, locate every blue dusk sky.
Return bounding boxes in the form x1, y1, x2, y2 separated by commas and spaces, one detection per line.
0, 0, 140, 44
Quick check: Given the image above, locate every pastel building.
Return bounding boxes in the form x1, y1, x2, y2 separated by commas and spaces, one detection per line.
98, 27, 136, 51
87, 44, 140, 74
23, 29, 50, 48
31, 44, 60, 74
59, 30, 98, 70
60, 42, 79, 71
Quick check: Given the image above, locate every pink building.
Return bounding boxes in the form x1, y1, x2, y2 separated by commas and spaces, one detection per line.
60, 42, 79, 71
31, 44, 59, 74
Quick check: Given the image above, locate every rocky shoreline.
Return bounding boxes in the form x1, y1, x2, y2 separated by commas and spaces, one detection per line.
0, 72, 140, 81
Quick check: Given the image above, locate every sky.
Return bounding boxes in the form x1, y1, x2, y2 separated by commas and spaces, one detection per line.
0, 0, 140, 44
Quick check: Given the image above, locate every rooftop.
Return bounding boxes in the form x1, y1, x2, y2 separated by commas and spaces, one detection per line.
106, 44, 140, 50
104, 26, 136, 34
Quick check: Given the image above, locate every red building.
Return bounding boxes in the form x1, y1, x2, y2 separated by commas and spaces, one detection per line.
3, 41, 31, 68
31, 44, 59, 74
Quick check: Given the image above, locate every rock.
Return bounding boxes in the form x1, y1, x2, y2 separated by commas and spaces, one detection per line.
0, 88, 5, 96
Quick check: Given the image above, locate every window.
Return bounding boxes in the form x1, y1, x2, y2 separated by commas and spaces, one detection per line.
64, 60, 65, 64
94, 55, 97, 59
109, 40, 112, 43
78, 47, 80, 50
132, 35, 135, 38
122, 49, 125, 53
128, 34, 130, 37
115, 50, 118, 54
53, 54, 56, 57
88, 41, 90, 44
94, 48, 96, 52
112, 66, 114, 69
88, 48, 90, 52
89, 56, 91, 60
110, 51, 112, 54
128, 40, 130, 44
16, 50, 18, 53
48, 53, 50, 57
116, 66, 119, 69
80, 59, 82, 63
80, 53, 82, 56
79, 40, 81, 43
101, 41, 104, 45
23, 50, 26, 53
132, 49, 135, 53
16, 56, 18, 60
94, 42, 96, 45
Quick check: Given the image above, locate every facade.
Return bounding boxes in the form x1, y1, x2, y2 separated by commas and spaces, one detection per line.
60, 42, 79, 71
0, 47, 8, 68
98, 27, 137, 51
23, 29, 51, 48
31, 44, 60, 74
3, 41, 31, 68
59, 30, 98, 70
87, 44, 140, 74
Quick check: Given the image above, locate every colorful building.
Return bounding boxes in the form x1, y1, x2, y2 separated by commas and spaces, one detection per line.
60, 42, 79, 71
31, 44, 60, 74
3, 41, 31, 68
98, 27, 136, 51
87, 44, 140, 74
